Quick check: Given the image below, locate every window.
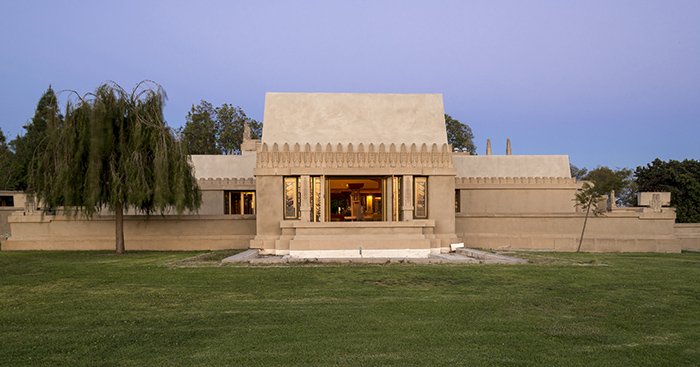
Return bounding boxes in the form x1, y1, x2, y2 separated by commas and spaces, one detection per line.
310, 176, 322, 222
0, 196, 14, 207
284, 177, 300, 219
455, 189, 460, 213
392, 176, 402, 221
414, 176, 428, 219
224, 191, 255, 215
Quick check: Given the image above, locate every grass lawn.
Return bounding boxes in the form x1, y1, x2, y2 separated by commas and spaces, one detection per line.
0, 250, 698, 366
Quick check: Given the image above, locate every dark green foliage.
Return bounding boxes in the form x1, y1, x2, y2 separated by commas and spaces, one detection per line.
445, 114, 476, 154
9, 86, 62, 190
30, 81, 201, 252
180, 100, 261, 155
581, 166, 635, 206
0, 128, 20, 190
636, 158, 700, 223
569, 163, 588, 181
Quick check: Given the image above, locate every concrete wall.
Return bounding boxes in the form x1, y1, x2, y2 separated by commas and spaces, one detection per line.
459, 188, 578, 214
455, 210, 680, 253
675, 223, 700, 251
3, 214, 256, 251
0, 191, 25, 247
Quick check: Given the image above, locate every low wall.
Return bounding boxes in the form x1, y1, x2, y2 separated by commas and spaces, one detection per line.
674, 223, 700, 251
0, 208, 19, 241
3, 214, 256, 251
268, 220, 441, 258
456, 210, 680, 253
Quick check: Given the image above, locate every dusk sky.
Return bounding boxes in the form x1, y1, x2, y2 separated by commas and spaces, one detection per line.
1, 1, 698, 172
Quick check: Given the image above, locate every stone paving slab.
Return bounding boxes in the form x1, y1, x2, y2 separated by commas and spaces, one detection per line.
221, 248, 528, 265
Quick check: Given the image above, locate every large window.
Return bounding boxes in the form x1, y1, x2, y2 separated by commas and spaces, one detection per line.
310, 176, 322, 222
392, 176, 402, 221
224, 191, 255, 215
414, 176, 428, 219
284, 177, 300, 219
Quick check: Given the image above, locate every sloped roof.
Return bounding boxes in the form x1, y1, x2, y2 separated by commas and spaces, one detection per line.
261, 93, 447, 147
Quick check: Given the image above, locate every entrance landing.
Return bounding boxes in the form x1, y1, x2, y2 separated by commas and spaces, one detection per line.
222, 248, 527, 265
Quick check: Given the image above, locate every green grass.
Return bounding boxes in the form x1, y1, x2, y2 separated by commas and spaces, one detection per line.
1, 251, 699, 366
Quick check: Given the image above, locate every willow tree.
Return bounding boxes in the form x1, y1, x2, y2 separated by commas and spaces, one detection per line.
30, 81, 201, 254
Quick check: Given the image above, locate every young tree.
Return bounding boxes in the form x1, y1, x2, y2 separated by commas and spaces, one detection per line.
636, 158, 700, 223
180, 100, 261, 155
574, 182, 605, 252
10, 86, 63, 190
445, 114, 476, 154
30, 81, 201, 254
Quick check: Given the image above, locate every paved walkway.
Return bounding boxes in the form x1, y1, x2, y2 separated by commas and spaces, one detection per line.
221, 248, 528, 265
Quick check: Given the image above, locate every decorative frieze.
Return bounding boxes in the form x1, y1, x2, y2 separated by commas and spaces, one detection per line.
197, 177, 256, 188
257, 142, 454, 169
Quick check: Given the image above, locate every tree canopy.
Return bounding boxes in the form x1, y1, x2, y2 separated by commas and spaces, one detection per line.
571, 165, 636, 206
9, 86, 62, 190
445, 114, 476, 154
180, 101, 261, 155
635, 158, 700, 223
0, 127, 20, 190
569, 164, 588, 181
30, 81, 201, 254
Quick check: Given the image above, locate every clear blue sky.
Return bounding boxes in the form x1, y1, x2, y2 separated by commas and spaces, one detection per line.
1, 0, 698, 171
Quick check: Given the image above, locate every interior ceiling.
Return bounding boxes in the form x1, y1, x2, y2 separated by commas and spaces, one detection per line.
329, 177, 382, 191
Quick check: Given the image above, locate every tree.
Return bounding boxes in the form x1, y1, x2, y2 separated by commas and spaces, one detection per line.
445, 114, 476, 154
574, 182, 605, 252
180, 100, 262, 155
570, 164, 588, 181
581, 166, 635, 206
0, 128, 20, 190
30, 81, 202, 254
10, 86, 63, 190
635, 158, 700, 223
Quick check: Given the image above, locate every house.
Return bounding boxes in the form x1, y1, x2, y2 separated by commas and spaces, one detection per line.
3, 93, 696, 254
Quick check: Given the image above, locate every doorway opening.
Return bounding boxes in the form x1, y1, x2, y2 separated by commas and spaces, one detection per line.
327, 177, 383, 221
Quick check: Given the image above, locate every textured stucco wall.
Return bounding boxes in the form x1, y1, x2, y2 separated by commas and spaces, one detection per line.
453, 155, 571, 178
262, 93, 447, 147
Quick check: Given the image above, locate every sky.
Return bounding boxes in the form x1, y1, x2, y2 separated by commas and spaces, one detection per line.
1, 0, 698, 171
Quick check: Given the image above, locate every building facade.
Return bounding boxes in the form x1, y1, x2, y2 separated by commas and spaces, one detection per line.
3, 93, 698, 254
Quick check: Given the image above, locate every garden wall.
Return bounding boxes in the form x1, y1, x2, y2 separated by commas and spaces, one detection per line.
3, 214, 255, 251
674, 223, 700, 251
455, 210, 681, 253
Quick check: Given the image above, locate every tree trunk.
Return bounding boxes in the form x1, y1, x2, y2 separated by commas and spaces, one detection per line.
577, 197, 593, 253
115, 202, 125, 255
